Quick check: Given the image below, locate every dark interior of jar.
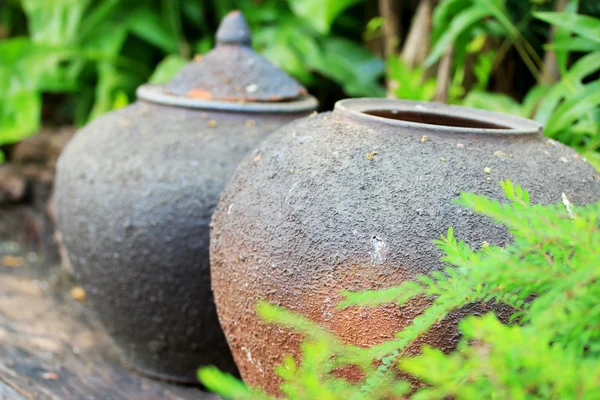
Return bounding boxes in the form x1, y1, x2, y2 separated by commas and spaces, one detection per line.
364, 109, 511, 129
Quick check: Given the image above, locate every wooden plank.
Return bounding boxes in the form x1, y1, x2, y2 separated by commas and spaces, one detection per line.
0, 381, 27, 400
0, 243, 220, 400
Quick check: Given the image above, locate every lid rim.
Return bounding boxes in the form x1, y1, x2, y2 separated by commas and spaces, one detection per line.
137, 84, 318, 113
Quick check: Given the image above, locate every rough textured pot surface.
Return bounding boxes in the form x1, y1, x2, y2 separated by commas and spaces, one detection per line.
54, 11, 316, 383
210, 98, 600, 394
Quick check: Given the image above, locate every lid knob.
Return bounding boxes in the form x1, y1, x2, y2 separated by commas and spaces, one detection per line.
216, 10, 252, 47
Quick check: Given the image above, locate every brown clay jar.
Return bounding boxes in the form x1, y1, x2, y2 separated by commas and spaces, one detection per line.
53, 11, 317, 383
210, 98, 600, 394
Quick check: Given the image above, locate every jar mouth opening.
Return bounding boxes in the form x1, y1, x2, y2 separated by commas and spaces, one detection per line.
335, 98, 542, 135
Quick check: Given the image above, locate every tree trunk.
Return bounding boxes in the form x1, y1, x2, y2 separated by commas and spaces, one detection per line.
378, 0, 402, 59
401, 0, 434, 69
364, 0, 386, 58
540, 0, 569, 84
434, 46, 453, 103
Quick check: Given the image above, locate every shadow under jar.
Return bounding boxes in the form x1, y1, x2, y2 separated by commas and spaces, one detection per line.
53, 11, 317, 383
210, 98, 600, 394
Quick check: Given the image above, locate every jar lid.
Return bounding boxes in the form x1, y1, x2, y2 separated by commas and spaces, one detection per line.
137, 11, 317, 112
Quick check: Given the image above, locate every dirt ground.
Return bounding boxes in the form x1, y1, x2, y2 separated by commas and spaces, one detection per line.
0, 240, 219, 399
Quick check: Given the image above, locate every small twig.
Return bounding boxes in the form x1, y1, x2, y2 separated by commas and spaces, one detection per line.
561, 193, 576, 220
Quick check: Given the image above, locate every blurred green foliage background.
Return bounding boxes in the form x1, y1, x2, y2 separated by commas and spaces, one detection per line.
0, 0, 599, 166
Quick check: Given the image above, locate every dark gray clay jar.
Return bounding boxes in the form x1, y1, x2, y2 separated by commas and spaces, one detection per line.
54, 11, 317, 383
210, 98, 600, 394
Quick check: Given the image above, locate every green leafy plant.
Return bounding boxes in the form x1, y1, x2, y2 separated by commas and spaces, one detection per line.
199, 181, 600, 399
0, 38, 73, 153
286, 0, 361, 35
387, 0, 565, 107
426, 0, 544, 76
0, 0, 384, 163
0, 0, 175, 160
463, 6, 600, 169
386, 57, 436, 101
245, 0, 384, 97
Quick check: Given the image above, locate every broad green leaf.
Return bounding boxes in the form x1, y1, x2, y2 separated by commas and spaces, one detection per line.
545, 81, 600, 136
547, 37, 599, 53
431, 0, 470, 42
261, 38, 314, 84
425, 5, 491, 68
473, 50, 495, 90
148, 54, 188, 84
387, 57, 436, 101
195, 37, 213, 55
557, 52, 600, 84
162, 0, 185, 56
129, 7, 179, 53
148, 54, 189, 84
77, 0, 122, 42
521, 84, 551, 118
462, 90, 524, 117
0, 38, 77, 145
365, 16, 384, 41
480, 0, 517, 39
311, 37, 384, 97
467, 33, 487, 53
534, 11, 600, 46
550, 0, 581, 75
197, 366, 262, 399
21, 0, 91, 45
89, 62, 120, 120
0, 90, 41, 145
112, 90, 129, 109
0, 38, 74, 90
286, 0, 361, 34
238, 2, 281, 24
288, 29, 322, 68
255, 19, 319, 84
181, 0, 205, 25
571, 109, 600, 138
74, 86, 96, 127
581, 150, 600, 171
535, 52, 600, 125
86, 23, 129, 120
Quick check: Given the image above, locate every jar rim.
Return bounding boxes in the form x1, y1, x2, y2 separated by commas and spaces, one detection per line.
334, 98, 542, 135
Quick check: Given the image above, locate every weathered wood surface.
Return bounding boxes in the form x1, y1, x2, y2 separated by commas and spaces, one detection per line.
0, 241, 219, 400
